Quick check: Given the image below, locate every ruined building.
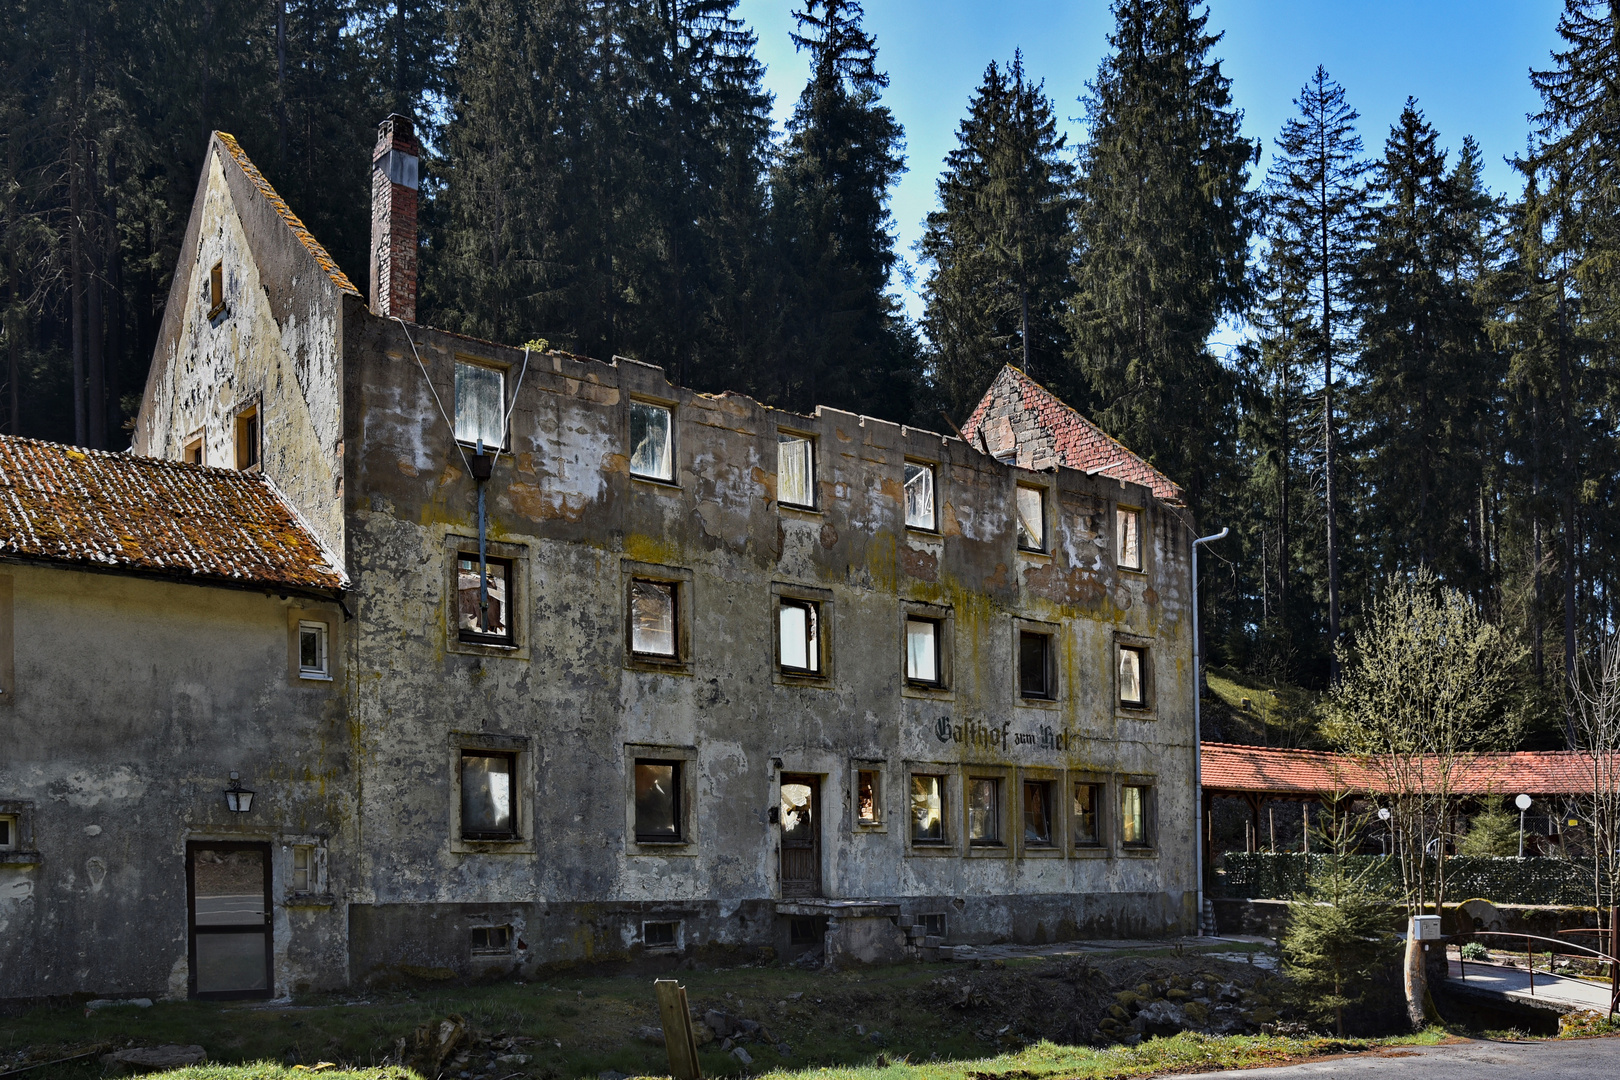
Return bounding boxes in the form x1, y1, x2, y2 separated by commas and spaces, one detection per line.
1, 117, 1199, 1001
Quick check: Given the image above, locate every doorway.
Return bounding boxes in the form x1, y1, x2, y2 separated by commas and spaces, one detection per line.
779, 774, 821, 897
187, 842, 272, 999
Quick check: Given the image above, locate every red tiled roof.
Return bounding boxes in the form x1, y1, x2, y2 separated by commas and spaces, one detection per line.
0, 435, 345, 591
216, 132, 360, 297
1203, 742, 1598, 798
960, 366, 1183, 503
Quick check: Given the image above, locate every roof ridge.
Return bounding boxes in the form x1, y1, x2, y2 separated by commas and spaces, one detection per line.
215, 132, 360, 297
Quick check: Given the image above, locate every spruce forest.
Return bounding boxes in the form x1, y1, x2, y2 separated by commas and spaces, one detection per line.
3, 0, 1617, 731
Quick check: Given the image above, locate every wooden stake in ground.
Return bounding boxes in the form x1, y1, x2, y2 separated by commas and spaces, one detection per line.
654, 979, 703, 1080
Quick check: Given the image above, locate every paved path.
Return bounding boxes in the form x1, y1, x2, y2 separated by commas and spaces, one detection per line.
945, 934, 1280, 969
1445, 957, 1616, 1014
1219, 1037, 1619, 1077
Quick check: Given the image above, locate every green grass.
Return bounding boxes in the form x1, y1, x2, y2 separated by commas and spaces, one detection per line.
1203, 666, 1321, 748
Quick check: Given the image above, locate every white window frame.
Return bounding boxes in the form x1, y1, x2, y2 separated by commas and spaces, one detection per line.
297, 620, 330, 680
778, 431, 817, 509
904, 461, 936, 531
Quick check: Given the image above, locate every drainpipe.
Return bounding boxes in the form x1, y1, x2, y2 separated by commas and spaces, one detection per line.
1192, 526, 1228, 936
471, 438, 494, 631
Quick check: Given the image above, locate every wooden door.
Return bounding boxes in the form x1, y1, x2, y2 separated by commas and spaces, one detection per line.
187, 842, 272, 999
779, 774, 820, 897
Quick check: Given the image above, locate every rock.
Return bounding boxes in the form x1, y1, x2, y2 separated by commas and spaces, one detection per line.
735, 1018, 761, 1037
731, 1047, 753, 1065
1165, 988, 1191, 1001
775, 1044, 791, 1056
692, 1022, 715, 1046
1243, 1006, 1279, 1025
637, 1026, 665, 1046
1216, 981, 1243, 1003
1183, 1001, 1211, 1026
101, 1046, 207, 1074
704, 1010, 735, 1037
1135, 982, 1153, 996
1207, 1004, 1246, 1035
786, 991, 803, 1001
1113, 990, 1140, 1009
495, 1055, 530, 1066
1132, 1000, 1186, 1038
1107, 1004, 1129, 1021
86, 999, 153, 1011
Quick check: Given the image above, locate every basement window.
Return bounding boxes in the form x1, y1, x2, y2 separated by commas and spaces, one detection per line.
1015, 484, 1045, 551
778, 598, 821, 674
454, 360, 505, 448
630, 401, 674, 482
234, 406, 260, 471
630, 579, 677, 659
297, 621, 329, 679
1023, 780, 1054, 847
208, 261, 225, 319
778, 432, 816, 508
457, 554, 512, 644
967, 777, 1002, 846
470, 926, 512, 955
634, 760, 683, 843
460, 752, 516, 840
904, 462, 936, 530
1117, 507, 1142, 571
921, 913, 947, 937
643, 921, 679, 949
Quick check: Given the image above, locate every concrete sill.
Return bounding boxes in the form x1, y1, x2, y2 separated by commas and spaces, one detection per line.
1121, 847, 1159, 858
0, 851, 42, 866
284, 893, 335, 909
1071, 846, 1111, 859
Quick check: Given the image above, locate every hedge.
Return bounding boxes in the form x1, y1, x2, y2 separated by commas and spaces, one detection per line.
1220, 852, 1603, 906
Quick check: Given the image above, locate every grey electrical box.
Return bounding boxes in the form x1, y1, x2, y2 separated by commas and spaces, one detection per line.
1412, 915, 1442, 941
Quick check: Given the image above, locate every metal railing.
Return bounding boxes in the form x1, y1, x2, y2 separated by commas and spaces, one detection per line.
1455, 926, 1619, 1019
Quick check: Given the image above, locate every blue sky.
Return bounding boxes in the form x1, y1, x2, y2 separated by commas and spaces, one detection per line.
733, 0, 1567, 324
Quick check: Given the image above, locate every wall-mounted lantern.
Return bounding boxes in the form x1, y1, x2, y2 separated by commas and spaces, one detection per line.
224, 771, 255, 814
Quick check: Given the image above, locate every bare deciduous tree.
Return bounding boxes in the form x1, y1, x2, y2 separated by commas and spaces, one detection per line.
1570, 629, 1620, 914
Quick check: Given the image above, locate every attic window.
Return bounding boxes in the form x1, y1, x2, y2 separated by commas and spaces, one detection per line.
234, 407, 260, 471
778, 433, 815, 508
630, 401, 674, 482
1117, 507, 1142, 570
184, 435, 204, 465
454, 360, 505, 448
208, 262, 225, 319
1015, 485, 1045, 551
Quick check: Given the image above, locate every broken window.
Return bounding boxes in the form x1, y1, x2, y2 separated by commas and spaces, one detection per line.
905, 617, 940, 685
297, 621, 329, 679
1019, 630, 1053, 699
630, 401, 674, 481
208, 261, 225, 318
1119, 645, 1146, 707
460, 752, 516, 840
1023, 781, 1053, 846
1073, 783, 1102, 847
630, 579, 677, 658
291, 845, 313, 893
778, 433, 815, 508
910, 774, 946, 844
634, 759, 682, 842
1015, 485, 1045, 551
1122, 784, 1152, 848
1117, 507, 1142, 570
968, 777, 1001, 845
778, 598, 820, 674
643, 921, 679, 949
470, 926, 511, 954
457, 554, 512, 644
234, 407, 259, 471
454, 361, 506, 448
904, 462, 936, 530
856, 769, 881, 826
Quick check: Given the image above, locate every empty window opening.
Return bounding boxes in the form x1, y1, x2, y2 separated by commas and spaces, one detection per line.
778, 433, 815, 508
460, 752, 516, 840
470, 925, 511, 954
1015, 485, 1045, 551
630, 579, 677, 658
904, 462, 936, 530
0, 815, 15, 849
184, 436, 204, 465
1023, 781, 1054, 846
1019, 631, 1053, 699
234, 408, 260, 471
457, 554, 512, 643
630, 401, 674, 481
208, 262, 225, 317
297, 621, 329, 679
1073, 783, 1102, 847
778, 598, 820, 674
968, 777, 1002, 845
643, 920, 679, 949
910, 774, 946, 845
790, 916, 827, 945
454, 361, 506, 448
856, 769, 881, 826
1122, 785, 1152, 848
1117, 507, 1142, 570
634, 759, 682, 842
921, 912, 947, 937
291, 845, 313, 893
905, 617, 940, 684
1119, 646, 1146, 707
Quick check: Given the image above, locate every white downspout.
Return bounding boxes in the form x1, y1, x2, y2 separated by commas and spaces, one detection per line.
1192, 526, 1228, 935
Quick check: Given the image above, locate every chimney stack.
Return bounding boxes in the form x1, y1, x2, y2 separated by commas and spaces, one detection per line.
370, 114, 419, 321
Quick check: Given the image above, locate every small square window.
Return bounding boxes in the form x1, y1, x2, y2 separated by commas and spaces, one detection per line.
1117, 507, 1142, 570
470, 925, 512, 954
1119, 645, 1146, 707
910, 774, 946, 844
630, 579, 677, 658
630, 401, 674, 482
1073, 783, 1102, 847
634, 759, 682, 842
461, 752, 516, 840
778, 598, 821, 674
0, 815, 15, 850
905, 617, 940, 685
856, 769, 881, 826
454, 361, 506, 448
1015, 485, 1045, 551
778, 433, 816, 508
297, 621, 329, 679
458, 554, 513, 643
234, 407, 260, 471
184, 436, 204, 465
1023, 781, 1054, 846
904, 462, 936, 530
967, 777, 1002, 845
208, 261, 225, 317
921, 912, 947, 937
291, 845, 313, 893
1122, 784, 1152, 848
1019, 630, 1053, 699
643, 920, 679, 949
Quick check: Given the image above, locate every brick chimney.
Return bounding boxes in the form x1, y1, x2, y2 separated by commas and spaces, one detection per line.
369, 114, 419, 321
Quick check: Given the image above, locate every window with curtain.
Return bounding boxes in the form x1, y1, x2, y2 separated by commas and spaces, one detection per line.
778, 433, 815, 507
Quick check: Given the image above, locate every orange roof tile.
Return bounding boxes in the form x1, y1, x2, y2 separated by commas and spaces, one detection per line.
1202, 742, 1598, 798
0, 435, 345, 591
216, 132, 360, 297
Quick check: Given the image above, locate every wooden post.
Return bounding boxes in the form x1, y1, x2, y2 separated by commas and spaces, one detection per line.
1268, 806, 1276, 853
654, 979, 703, 1080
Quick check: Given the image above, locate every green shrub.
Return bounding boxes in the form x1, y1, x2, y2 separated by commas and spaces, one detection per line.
1459, 942, 1488, 960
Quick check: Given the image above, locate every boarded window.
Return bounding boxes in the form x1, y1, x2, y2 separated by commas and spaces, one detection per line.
460, 753, 515, 839
1122, 785, 1151, 847
297, 621, 328, 678
968, 777, 1001, 845
906, 617, 939, 684
1019, 631, 1052, 699
1016, 485, 1045, 550
630, 401, 674, 481
778, 433, 815, 507
457, 555, 512, 642
634, 760, 681, 842
630, 580, 676, 657
1119, 646, 1145, 706
454, 361, 505, 448
778, 598, 820, 673
856, 769, 881, 825
904, 462, 935, 529
1073, 783, 1101, 846
1023, 781, 1053, 846
910, 774, 945, 844
1117, 507, 1142, 570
